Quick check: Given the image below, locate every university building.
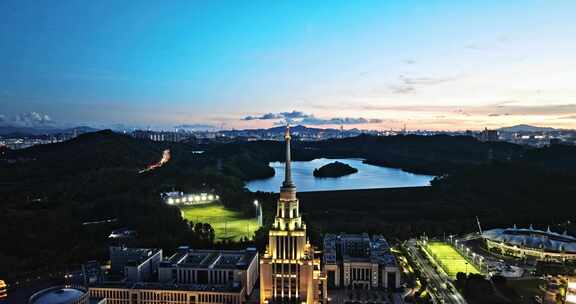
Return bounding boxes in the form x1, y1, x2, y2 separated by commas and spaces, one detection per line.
88, 247, 258, 304
260, 126, 328, 304
323, 233, 401, 290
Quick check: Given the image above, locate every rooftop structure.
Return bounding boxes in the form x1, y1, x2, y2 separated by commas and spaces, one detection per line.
28, 286, 103, 304
483, 226, 576, 261
109, 246, 162, 281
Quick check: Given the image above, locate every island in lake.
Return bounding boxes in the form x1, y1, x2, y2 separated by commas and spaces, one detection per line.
313, 161, 358, 178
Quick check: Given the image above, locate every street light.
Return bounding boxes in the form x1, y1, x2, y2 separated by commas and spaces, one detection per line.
254, 200, 262, 227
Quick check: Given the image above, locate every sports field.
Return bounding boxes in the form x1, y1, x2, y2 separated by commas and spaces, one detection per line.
426, 242, 480, 279
180, 203, 259, 241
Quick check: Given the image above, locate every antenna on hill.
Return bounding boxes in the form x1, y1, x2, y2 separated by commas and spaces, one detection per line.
476, 216, 483, 235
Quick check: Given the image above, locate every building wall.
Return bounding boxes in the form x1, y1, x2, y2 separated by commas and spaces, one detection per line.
485, 239, 576, 262
381, 266, 401, 289
89, 287, 244, 304
244, 252, 259, 296
342, 262, 378, 289
156, 254, 258, 297
109, 247, 162, 277
125, 252, 162, 282
325, 264, 339, 288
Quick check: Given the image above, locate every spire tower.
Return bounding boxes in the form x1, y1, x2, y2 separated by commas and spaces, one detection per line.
259, 125, 327, 304
282, 124, 294, 189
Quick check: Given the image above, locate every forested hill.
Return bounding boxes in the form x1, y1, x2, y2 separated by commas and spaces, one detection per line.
0, 131, 230, 282
2, 130, 165, 176
205, 134, 526, 176
301, 134, 524, 174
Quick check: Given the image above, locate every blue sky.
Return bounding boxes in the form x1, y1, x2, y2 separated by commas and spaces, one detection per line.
1, 0, 576, 130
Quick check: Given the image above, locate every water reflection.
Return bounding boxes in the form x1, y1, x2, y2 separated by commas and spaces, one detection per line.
246, 158, 434, 193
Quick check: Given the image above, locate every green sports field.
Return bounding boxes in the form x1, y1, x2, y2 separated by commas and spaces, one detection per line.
426, 242, 480, 279
180, 203, 259, 241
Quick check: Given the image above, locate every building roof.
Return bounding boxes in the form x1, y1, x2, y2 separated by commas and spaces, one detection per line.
91, 281, 243, 293
483, 227, 576, 253
30, 287, 86, 304
323, 233, 397, 266
162, 248, 257, 270
112, 247, 161, 267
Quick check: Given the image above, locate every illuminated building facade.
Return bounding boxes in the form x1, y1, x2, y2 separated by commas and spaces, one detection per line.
483, 226, 576, 262
260, 126, 328, 304
323, 234, 401, 290
89, 247, 258, 304
0, 280, 6, 299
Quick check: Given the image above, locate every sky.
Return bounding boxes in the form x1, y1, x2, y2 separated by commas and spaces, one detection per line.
1, 0, 576, 131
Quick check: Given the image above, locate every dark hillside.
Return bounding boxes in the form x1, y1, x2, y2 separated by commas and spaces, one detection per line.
204, 135, 525, 176
2, 130, 164, 178
521, 143, 576, 171
0, 131, 238, 282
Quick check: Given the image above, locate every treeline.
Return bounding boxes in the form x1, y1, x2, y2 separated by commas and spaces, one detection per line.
294, 160, 576, 242
0, 131, 261, 282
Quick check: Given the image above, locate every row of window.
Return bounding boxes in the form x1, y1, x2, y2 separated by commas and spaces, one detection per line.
89, 289, 241, 304
275, 236, 300, 259
176, 269, 234, 285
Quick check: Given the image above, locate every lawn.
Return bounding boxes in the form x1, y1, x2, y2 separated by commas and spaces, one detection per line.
426, 242, 480, 279
180, 203, 259, 241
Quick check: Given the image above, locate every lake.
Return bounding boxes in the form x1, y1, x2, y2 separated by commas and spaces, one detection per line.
246, 158, 434, 193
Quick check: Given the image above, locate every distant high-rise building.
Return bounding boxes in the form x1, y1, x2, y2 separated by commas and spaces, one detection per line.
260, 126, 328, 304
478, 128, 499, 142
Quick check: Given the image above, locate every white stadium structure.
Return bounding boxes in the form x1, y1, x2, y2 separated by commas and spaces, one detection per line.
482, 225, 576, 262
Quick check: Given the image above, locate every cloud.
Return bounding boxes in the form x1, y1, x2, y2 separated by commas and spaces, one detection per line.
0, 112, 55, 128
400, 75, 457, 86
386, 75, 460, 95
300, 117, 383, 126
174, 123, 217, 130
361, 103, 576, 117
388, 85, 416, 95
464, 35, 511, 51
243, 110, 383, 126
557, 115, 576, 120
242, 113, 280, 120
453, 109, 471, 117
242, 110, 310, 121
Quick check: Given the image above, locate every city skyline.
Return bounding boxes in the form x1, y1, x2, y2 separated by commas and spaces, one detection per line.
2, 0, 576, 130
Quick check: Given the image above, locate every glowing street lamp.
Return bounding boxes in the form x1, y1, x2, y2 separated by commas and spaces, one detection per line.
254, 200, 262, 227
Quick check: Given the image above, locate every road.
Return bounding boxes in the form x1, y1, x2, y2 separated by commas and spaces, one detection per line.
406, 239, 467, 304
139, 149, 170, 173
